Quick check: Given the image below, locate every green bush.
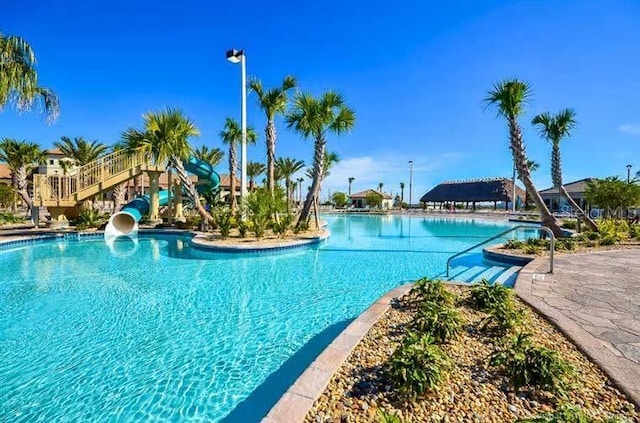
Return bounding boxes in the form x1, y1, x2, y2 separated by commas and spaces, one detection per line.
272, 213, 295, 237
412, 301, 463, 343
76, 208, 106, 230
185, 213, 203, 229
555, 238, 576, 251
526, 238, 549, 248
387, 332, 451, 397
212, 206, 233, 238
515, 403, 590, 422
583, 231, 600, 241
411, 278, 455, 306
0, 211, 22, 224
377, 409, 405, 423
598, 235, 618, 246
561, 220, 577, 230
523, 244, 542, 254
0, 184, 19, 209
490, 332, 573, 395
504, 239, 525, 249
237, 217, 250, 238
481, 301, 523, 335
292, 219, 309, 234
470, 279, 512, 312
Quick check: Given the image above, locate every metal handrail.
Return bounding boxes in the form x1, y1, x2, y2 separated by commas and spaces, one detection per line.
446, 225, 554, 278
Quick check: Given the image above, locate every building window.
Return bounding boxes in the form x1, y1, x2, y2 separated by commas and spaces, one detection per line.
49, 159, 55, 165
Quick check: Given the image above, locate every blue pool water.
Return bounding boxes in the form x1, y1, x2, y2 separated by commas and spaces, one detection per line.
0, 215, 521, 421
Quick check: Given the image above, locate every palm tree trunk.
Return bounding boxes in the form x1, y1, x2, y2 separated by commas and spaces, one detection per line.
171, 158, 215, 224
266, 120, 276, 195
229, 144, 238, 212
15, 166, 32, 211
297, 137, 325, 227
285, 178, 291, 209
508, 119, 564, 238
112, 183, 125, 213
558, 184, 598, 231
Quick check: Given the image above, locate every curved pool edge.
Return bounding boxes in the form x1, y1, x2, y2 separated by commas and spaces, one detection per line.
261, 283, 414, 423
190, 229, 330, 253
482, 244, 535, 266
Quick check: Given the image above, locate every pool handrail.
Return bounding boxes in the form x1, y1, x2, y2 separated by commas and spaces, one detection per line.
445, 225, 554, 278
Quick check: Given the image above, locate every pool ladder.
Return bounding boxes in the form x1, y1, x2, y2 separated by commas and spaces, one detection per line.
445, 225, 554, 278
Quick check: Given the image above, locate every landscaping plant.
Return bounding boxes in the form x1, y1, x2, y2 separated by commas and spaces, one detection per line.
470, 279, 512, 312
76, 208, 106, 230
387, 332, 452, 397
212, 206, 233, 238
411, 277, 455, 306
411, 301, 463, 343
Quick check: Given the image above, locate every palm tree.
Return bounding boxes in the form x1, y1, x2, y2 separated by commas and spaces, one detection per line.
247, 161, 266, 190
0, 138, 45, 211
348, 177, 355, 195
484, 79, 563, 238
521, 159, 539, 210
249, 75, 297, 195
194, 145, 224, 167
297, 177, 304, 203
378, 182, 384, 192
400, 182, 405, 204
532, 109, 598, 231
286, 91, 355, 227
0, 33, 59, 122
275, 157, 305, 207
219, 118, 258, 212
54, 136, 109, 167
121, 108, 214, 224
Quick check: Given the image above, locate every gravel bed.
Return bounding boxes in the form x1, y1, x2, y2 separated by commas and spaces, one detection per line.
305, 285, 638, 423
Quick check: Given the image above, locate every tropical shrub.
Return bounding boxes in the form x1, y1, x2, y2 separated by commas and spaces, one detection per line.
555, 238, 576, 251
504, 239, 525, 249
237, 217, 250, 238
490, 332, 573, 395
0, 211, 22, 224
481, 301, 524, 335
331, 191, 349, 208
561, 220, 577, 230
412, 301, 463, 343
411, 278, 455, 306
76, 208, 106, 230
584, 177, 640, 218
272, 213, 295, 237
583, 230, 600, 241
292, 219, 309, 234
387, 332, 451, 397
377, 409, 405, 423
0, 184, 19, 209
470, 279, 512, 312
598, 235, 618, 246
212, 206, 233, 238
523, 244, 542, 254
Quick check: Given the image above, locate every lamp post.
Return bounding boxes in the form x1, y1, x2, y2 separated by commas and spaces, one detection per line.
226, 48, 248, 203
627, 164, 632, 183
408, 160, 413, 209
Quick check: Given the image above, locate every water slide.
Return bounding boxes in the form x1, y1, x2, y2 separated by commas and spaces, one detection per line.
105, 157, 221, 236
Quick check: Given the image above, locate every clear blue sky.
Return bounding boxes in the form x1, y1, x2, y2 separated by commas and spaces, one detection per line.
2, 0, 639, 201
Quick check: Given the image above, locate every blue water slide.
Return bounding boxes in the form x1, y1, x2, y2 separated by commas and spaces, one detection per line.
105, 157, 221, 236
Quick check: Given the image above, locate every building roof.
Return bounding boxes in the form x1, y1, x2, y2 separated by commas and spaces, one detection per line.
419, 177, 525, 203
350, 189, 393, 200
0, 163, 11, 180
45, 148, 64, 156
219, 174, 241, 189
538, 178, 596, 195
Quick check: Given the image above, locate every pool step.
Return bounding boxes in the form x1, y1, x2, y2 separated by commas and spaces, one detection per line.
447, 264, 522, 287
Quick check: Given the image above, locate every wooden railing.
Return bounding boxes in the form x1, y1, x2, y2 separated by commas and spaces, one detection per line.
34, 148, 151, 204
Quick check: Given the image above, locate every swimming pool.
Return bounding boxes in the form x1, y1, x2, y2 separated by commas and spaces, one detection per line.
0, 215, 519, 421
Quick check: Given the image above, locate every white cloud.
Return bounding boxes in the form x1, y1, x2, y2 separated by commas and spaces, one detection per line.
619, 124, 640, 135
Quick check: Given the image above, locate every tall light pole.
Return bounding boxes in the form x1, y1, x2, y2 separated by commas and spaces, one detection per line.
627, 164, 632, 183
226, 48, 248, 203
408, 160, 413, 208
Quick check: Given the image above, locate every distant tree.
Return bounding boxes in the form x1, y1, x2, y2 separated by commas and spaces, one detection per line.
0, 138, 46, 211
365, 192, 382, 209
0, 183, 18, 209
194, 145, 224, 167
378, 182, 384, 192
275, 157, 305, 208
331, 191, 348, 208
399, 182, 405, 205
247, 161, 266, 189
219, 117, 258, 212
348, 177, 354, 195
0, 32, 59, 122
584, 177, 640, 218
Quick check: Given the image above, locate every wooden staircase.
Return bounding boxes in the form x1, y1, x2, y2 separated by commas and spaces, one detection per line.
33, 148, 162, 209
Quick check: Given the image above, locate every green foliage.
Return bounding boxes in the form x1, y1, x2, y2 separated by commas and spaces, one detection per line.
504, 239, 525, 249
561, 220, 577, 230
365, 192, 383, 208
526, 238, 549, 247
212, 206, 233, 238
0, 211, 22, 224
76, 208, 106, 230
555, 238, 576, 251
330, 191, 349, 208
185, 213, 203, 229
377, 409, 405, 423
490, 332, 573, 395
584, 177, 640, 216
523, 244, 542, 254
237, 216, 250, 238
0, 184, 18, 208
470, 279, 513, 312
482, 301, 524, 335
272, 213, 295, 237
412, 301, 463, 343
292, 219, 309, 234
582, 231, 600, 241
243, 186, 288, 238
598, 235, 618, 246
387, 332, 451, 397
411, 278, 455, 306
515, 403, 590, 422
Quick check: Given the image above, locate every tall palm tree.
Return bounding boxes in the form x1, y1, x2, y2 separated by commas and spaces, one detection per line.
249, 75, 297, 195
219, 117, 258, 212
275, 157, 305, 207
286, 91, 355, 227
0, 32, 59, 122
400, 182, 405, 204
484, 79, 563, 238
247, 161, 266, 189
348, 177, 355, 195
378, 182, 384, 192
532, 109, 598, 231
0, 138, 45, 211
121, 108, 214, 224
521, 159, 539, 210
54, 136, 109, 167
297, 177, 304, 203
194, 145, 224, 167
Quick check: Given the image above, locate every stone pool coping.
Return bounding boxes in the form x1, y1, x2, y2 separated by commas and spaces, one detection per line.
514, 254, 640, 408
190, 228, 330, 253
261, 283, 414, 423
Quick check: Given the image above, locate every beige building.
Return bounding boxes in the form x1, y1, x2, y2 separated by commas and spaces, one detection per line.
37, 149, 75, 176
349, 189, 394, 210
0, 163, 11, 186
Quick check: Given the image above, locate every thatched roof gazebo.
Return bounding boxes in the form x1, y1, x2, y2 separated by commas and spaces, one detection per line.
419, 177, 525, 210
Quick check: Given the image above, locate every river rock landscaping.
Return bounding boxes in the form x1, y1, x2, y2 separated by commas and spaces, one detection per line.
304, 280, 638, 423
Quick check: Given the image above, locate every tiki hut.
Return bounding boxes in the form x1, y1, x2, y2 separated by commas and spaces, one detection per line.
419, 177, 526, 210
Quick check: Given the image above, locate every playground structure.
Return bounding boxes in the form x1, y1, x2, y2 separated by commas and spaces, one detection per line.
32, 148, 220, 231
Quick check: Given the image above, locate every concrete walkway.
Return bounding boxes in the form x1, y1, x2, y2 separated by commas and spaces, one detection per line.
515, 249, 640, 406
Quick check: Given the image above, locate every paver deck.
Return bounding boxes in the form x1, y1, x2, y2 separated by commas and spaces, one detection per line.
515, 249, 640, 406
